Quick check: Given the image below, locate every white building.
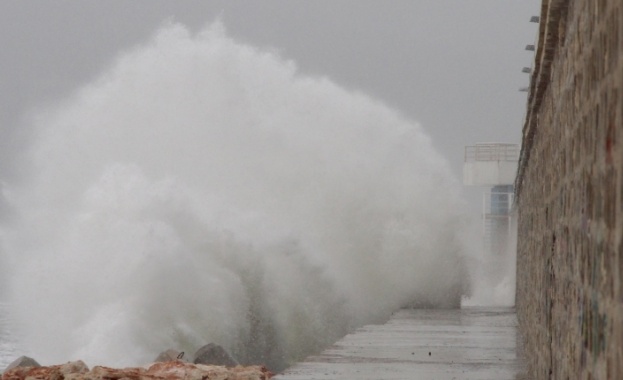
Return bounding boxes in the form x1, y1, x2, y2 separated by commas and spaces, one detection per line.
463, 143, 519, 257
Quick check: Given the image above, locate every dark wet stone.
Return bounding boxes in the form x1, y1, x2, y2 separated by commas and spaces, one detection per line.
193, 343, 239, 367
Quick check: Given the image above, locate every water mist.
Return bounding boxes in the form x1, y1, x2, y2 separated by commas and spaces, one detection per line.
1, 22, 472, 371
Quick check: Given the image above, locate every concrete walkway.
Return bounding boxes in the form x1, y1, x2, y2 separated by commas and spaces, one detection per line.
275, 307, 527, 380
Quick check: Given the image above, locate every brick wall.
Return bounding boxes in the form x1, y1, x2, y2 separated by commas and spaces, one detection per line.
515, 0, 623, 378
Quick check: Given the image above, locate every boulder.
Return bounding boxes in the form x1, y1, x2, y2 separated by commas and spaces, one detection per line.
58, 361, 89, 376
2, 360, 88, 380
154, 349, 187, 362
193, 343, 238, 367
4, 356, 40, 372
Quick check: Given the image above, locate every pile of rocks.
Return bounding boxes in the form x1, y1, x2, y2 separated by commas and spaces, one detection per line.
154, 344, 239, 367
1, 344, 273, 380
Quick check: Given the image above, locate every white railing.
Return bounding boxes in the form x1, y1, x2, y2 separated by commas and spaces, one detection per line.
465, 143, 519, 162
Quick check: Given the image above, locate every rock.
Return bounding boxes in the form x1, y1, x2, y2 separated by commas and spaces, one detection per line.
4, 356, 41, 372
228, 365, 273, 380
146, 361, 272, 380
147, 361, 232, 380
193, 343, 238, 367
88, 365, 146, 380
2, 361, 272, 380
58, 361, 89, 377
154, 349, 187, 362
2, 365, 62, 380
2, 360, 88, 380
2, 366, 59, 380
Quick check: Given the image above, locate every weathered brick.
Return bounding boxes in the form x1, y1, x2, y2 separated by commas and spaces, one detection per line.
515, 0, 623, 378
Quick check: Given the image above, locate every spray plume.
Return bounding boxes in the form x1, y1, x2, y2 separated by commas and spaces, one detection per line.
2, 22, 471, 370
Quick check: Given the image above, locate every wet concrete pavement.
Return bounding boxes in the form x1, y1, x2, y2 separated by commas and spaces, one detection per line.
275, 307, 527, 380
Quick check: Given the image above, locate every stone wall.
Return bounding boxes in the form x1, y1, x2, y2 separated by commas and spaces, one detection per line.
515, 0, 623, 378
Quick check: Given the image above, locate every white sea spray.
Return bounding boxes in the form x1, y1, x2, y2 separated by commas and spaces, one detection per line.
2, 22, 475, 370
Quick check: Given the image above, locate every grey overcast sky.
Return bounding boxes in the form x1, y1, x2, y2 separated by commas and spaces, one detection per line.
0, 0, 540, 184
